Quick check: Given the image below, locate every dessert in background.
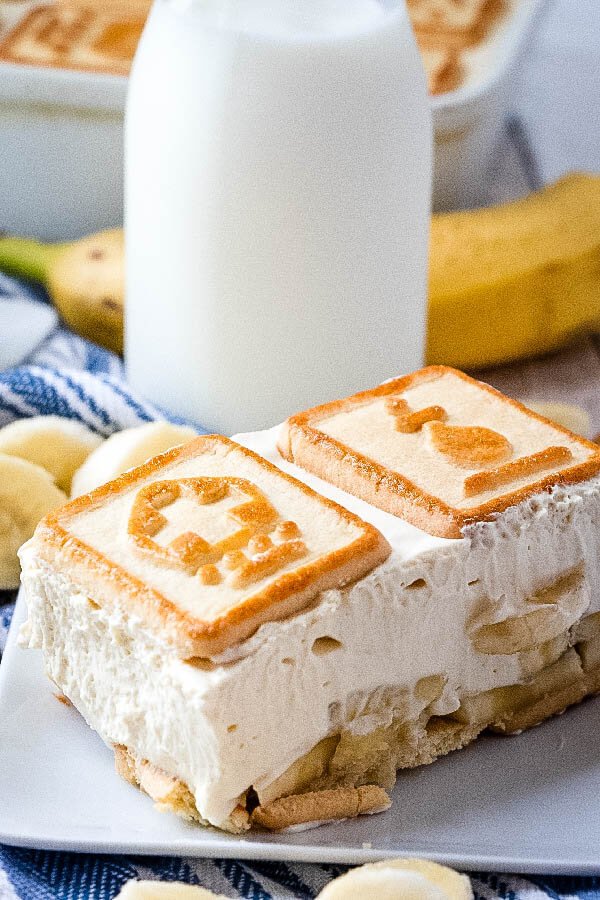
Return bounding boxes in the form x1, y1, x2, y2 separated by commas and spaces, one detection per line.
0, 0, 508, 91
0, 0, 150, 76
409, 0, 509, 94
419, 43, 464, 95
19, 368, 600, 832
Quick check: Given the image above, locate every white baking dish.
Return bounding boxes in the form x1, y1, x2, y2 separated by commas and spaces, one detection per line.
0, 0, 548, 240
431, 0, 549, 209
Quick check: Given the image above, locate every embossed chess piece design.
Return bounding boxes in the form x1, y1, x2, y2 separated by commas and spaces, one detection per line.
128, 477, 307, 587
426, 421, 513, 468
384, 392, 573, 498
385, 396, 446, 433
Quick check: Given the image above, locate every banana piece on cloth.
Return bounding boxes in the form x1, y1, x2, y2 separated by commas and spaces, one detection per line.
0, 415, 102, 492
0, 454, 66, 589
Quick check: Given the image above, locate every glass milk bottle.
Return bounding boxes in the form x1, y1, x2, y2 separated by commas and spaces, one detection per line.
125, 0, 432, 434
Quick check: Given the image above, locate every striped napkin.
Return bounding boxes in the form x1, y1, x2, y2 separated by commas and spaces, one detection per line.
0, 275, 596, 900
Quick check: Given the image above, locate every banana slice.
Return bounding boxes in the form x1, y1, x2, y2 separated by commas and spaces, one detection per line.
469, 566, 589, 655
318, 858, 472, 900
0, 415, 102, 492
524, 400, 591, 438
71, 421, 197, 497
116, 883, 227, 899
0, 453, 67, 589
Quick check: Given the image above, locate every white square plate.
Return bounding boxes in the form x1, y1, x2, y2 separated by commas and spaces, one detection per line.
1, 592, 599, 874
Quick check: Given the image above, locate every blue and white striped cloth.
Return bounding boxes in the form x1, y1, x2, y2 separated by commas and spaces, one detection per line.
0, 274, 597, 900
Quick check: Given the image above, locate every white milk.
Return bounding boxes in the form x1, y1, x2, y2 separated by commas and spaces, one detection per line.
125, 0, 432, 433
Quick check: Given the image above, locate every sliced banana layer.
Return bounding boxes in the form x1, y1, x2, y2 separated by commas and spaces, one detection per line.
0, 453, 67, 589
318, 858, 473, 900
71, 421, 197, 497
116, 882, 228, 899
0, 415, 102, 492
469, 566, 589, 655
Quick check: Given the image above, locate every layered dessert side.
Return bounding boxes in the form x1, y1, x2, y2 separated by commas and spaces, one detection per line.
19, 367, 600, 833
0, 0, 149, 76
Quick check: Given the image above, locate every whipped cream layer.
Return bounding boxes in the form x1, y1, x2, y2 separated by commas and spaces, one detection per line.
20, 425, 600, 828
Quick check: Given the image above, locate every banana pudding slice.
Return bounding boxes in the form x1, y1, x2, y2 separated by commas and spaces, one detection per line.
19, 368, 600, 834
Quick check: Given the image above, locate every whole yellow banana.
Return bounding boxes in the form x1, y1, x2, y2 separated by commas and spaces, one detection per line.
0, 229, 123, 354
1, 173, 598, 366
427, 172, 600, 367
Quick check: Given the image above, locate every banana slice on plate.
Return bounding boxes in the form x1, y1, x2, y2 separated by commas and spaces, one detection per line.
0, 415, 102, 492
116, 883, 228, 899
71, 421, 197, 497
0, 453, 67, 589
318, 858, 473, 900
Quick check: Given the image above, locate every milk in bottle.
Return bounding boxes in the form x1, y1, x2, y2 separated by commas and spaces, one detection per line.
126, 0, 432, 432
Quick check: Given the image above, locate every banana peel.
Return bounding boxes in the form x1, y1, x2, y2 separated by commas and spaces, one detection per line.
0, 229, 124, 354
1, 173, 599, 367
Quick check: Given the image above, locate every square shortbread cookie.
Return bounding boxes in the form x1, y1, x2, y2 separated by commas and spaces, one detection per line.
29, 435, 389, 656
278, 366, 600, 538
